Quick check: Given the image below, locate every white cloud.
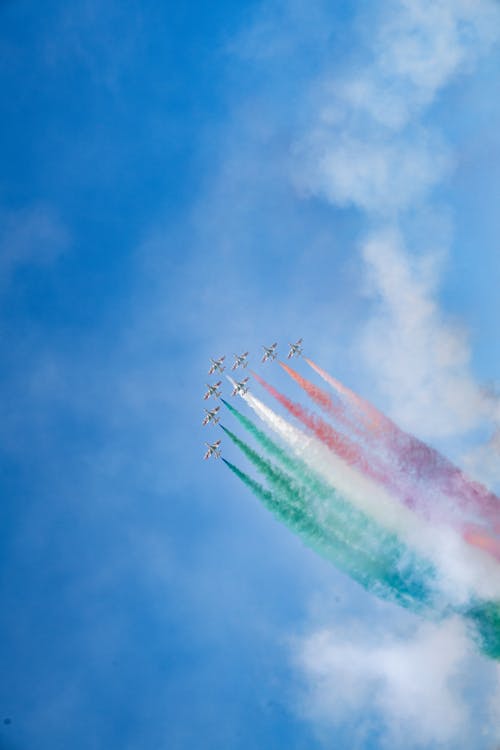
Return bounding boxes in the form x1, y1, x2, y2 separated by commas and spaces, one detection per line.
358, 227, 500, 437
293, 616, 500, 749
376, 0, 500, 106
293, 129, 451, 215
292, 0, 500, 210
288, 0, 500, 476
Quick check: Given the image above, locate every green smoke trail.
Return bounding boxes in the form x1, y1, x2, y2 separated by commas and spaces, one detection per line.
220, 410, 440, 608
222, 399, 415, 563
221, 398, 328, 495
223, 457, 413, 606
222, 421, 500, 661
221, 426, 440, 613
223, 458, 330, 550
465, 601, 500, 660
223, 398, 392, 545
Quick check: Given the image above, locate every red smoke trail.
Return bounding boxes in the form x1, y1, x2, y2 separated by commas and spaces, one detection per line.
279, 361, 366, 439
251, 371, 390, 487
279, 361, 441, 515
306, 358, 500, 535
274, 363, 500, 560
463, 524, 500, 563
305, 357, 388, 433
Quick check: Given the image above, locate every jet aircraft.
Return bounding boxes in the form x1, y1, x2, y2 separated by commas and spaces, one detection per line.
287, 338, 303, 359
203, 381, 222, 400
208, 356, 225, 375
231, 377, 249, 397
202, 406, 220, 426
231, 352, 249, 371
204, 440, 221, 460
262, 343, 277, 362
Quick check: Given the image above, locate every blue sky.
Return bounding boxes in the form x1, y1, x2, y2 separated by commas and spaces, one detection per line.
0, 1, 499, 748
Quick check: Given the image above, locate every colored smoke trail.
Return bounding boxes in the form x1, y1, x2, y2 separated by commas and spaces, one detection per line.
279, 360, 415, 499
252, 370, 389, 487
306, 359, 500, 535
221, 398, 320, 492
239, 387, 500, 606
221, 425, 307, 515
223, 398, 343, 506
279, 360, 366, 439
306, 357, 384, 431
463, 524, 500, 562
465, 601, 500, 661
222, 457, 360, 569
222, 399, 441, 601
281, 363, 500, 560
223, 440, 500, 660
222, 450, 436, 613
225, 375, 500, 656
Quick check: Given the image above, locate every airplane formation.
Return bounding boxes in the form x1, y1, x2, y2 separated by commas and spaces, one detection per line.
202, 339, 303, 458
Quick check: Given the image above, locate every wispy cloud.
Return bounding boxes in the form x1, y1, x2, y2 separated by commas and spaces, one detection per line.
289, 0, 500, 457
358, 226, 499, 437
